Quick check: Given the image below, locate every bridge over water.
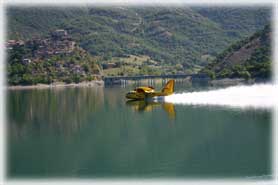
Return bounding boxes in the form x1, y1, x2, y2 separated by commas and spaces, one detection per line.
104, 74, 210, 85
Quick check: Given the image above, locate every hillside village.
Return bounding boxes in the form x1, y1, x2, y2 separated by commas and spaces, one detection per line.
7, 29, 76, 63
7, 29, 102, 85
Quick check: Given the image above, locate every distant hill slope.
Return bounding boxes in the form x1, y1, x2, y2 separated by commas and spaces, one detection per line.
7, 6, 271, 72
200, 24, 271, 81
194, 7, 271, 38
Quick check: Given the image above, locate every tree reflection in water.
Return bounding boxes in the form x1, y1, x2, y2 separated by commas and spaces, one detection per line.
8, 87, 104, 138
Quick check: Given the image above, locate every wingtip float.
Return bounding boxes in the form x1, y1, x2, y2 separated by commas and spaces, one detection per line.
126, 79, 175, 100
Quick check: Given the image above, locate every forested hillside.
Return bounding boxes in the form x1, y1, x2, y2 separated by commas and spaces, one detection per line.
200, 24, 271, 81
7, 6, 271, 73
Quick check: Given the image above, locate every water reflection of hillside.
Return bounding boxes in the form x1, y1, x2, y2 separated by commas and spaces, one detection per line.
8, 87, 104, 138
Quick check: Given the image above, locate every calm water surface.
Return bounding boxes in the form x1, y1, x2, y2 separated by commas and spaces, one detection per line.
7, 82, 272, 179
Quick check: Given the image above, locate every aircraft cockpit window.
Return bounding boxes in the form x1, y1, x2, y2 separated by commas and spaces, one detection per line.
136, 88, 145, 93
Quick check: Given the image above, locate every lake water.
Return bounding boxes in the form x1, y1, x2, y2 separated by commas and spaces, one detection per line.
7, 82, 272, 179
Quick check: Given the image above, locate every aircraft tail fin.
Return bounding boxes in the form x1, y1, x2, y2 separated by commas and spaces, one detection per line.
161, 80, 175, 94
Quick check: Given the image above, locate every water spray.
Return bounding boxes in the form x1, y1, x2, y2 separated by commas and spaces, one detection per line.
164, 84, 277, 109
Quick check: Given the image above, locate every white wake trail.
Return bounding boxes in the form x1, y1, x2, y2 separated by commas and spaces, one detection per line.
164, 84, 277, 109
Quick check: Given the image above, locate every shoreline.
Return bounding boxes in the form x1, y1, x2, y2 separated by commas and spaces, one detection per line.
6, 78, 269, 90
7, 80, 104, 90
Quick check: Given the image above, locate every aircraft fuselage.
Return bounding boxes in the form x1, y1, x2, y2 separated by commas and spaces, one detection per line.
125, 80, 175, 100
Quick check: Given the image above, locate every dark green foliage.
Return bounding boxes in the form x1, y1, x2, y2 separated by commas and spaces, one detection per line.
194, 7, 271, 39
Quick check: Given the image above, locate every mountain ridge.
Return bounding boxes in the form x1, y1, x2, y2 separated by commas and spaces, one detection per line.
7, 6, 271, 71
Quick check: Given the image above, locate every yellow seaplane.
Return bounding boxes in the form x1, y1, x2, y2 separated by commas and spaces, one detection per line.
125, 80, 175, 100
